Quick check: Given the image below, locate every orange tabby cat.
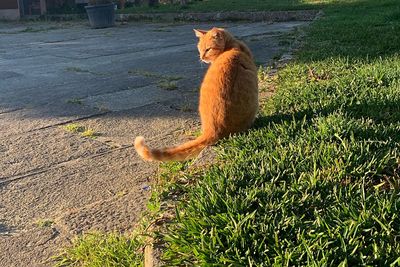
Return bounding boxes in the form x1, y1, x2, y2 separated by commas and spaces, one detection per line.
134, 27, 258, 161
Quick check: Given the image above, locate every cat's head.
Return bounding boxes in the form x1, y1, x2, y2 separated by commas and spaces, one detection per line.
194, 27, 229, 64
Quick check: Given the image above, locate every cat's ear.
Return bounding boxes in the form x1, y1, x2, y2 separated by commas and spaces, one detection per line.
194, 29, 207, 38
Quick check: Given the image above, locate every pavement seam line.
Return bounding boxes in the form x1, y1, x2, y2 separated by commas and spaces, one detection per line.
0, 145, 134, 186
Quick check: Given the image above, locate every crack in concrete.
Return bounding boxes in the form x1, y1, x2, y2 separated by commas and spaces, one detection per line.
36, 228, 60, 247
0, 108, 23, 115
0, 145, 130, 186
51, 42, 193, 60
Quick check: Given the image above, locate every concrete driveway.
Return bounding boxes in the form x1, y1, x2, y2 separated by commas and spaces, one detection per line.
0, 20, 306, 266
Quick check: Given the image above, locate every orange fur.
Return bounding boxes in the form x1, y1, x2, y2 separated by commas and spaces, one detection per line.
134, 27, 258, 161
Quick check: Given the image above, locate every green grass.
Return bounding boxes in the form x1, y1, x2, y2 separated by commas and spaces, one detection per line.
81, 129, 97, 138
119, 0, 337, 14
158, 80, 178, 90
66, 98, 83, 105
53, 163, 184, 267
54, 232, 145, 267
63, 123, 99, 139
128, 69, 182, 81
159, 0, 400, 265
65, 67, 103, 76
36, 219, 54, 228
65, 67, 90, 73
129, 68, 182, 90
63, 123, 85, 133
56, 0, 400, 266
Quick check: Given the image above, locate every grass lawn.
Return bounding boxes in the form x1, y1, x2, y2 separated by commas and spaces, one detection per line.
56, 0, 400, 266
118, 0, 338, 13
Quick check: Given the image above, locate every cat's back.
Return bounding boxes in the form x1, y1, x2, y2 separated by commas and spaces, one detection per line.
200, 47, 258, 135
203, 48, 256, 85
200, 47, 258, 109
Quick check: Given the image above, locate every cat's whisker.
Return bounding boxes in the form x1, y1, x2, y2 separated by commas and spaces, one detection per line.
199, 60, 208, 68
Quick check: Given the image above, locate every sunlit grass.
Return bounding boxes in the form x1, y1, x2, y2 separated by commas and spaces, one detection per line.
160, 0, 400, 265
63, 123, 99, 139
118, 0, 345, 14
54, 232, 145, 267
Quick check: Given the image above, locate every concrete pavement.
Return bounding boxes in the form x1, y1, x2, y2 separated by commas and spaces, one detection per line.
0, 20, 307, 266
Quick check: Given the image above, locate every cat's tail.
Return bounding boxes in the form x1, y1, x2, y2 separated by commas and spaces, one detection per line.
134, 134, 214, 162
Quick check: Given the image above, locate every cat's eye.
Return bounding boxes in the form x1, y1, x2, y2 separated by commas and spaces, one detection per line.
205, 48, 212, 52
